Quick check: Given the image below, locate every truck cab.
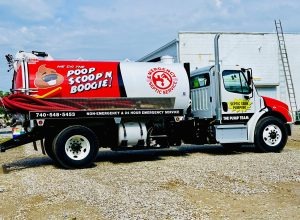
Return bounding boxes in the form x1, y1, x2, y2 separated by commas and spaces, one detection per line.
189, 64, 292, 152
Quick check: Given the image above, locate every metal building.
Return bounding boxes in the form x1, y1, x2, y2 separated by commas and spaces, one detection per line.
138, 32, 300, 111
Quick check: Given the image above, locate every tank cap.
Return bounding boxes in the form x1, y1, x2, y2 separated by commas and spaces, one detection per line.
160, 55, 174, 64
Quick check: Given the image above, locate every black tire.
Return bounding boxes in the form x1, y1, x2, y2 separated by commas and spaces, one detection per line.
254, 116, 287, 153
52, 125, 99, 169
44, 136, 57, 161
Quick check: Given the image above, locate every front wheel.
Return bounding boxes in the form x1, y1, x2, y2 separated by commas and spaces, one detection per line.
254, 116, 287, 153
52, 125, 99, 169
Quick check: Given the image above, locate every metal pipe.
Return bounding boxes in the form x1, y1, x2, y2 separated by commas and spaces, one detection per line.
214, 34, 222, 123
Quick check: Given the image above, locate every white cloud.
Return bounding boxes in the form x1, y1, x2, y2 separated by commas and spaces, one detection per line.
78, 1, 215, 35
0, 35, 9, 45
215, 0, 222, 8
0, 0, 61, 21
0, 0, 299, 92
19, 26, 28, 34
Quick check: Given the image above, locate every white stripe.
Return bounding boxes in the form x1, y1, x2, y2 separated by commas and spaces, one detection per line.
21, 60, 26, 93
24, 61, 29, 95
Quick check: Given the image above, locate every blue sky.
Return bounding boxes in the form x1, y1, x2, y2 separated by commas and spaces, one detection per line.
0, 0, 299, 91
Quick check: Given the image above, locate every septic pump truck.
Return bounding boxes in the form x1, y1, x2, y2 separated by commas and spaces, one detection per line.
0, 34, 293, 169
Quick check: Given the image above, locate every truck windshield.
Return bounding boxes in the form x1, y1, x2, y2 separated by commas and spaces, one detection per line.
222, 70, 251, 94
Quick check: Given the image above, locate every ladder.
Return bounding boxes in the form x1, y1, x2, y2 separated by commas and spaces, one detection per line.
275, 20, 298, 122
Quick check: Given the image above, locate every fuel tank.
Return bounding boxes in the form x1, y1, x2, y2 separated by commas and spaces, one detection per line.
12, 52, 190, 111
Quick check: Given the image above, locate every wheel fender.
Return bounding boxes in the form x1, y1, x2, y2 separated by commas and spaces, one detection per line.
247, 108, 269, 143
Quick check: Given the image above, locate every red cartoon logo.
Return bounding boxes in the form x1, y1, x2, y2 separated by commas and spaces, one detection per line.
147, 67, 177, 94
34, 64, 64, 88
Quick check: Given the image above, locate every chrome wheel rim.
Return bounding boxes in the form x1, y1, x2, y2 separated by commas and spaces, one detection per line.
262, 124, 282, 146
65, 135, 90, 160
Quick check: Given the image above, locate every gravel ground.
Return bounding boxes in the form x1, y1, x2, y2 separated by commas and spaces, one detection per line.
0, 126, 300, 219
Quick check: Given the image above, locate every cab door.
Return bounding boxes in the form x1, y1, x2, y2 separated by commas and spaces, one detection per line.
220, 69, 255, 124
190, 71, 215, 119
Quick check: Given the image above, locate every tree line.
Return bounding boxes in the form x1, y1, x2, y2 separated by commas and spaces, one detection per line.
0, 90, 10, 115
0, 91, 10, 97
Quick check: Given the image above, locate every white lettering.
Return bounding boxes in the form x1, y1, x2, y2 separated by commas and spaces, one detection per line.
105, 71, 112, 78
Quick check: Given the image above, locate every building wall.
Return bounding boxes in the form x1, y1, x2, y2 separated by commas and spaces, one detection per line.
138, 32, 300, 109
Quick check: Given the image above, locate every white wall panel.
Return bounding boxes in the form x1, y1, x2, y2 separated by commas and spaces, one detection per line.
139, 32, 300, 109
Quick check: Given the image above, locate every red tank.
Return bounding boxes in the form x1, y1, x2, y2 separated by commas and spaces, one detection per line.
9, 51, 190, 111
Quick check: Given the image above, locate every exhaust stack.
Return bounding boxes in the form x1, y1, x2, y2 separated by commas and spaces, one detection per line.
214, 34, 222, 123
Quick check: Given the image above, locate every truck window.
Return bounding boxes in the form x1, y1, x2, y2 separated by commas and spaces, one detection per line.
222, 70, 251, 94
190, 73, 210, 89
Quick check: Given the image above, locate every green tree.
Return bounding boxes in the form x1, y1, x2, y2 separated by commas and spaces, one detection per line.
0, 90, 10, 115
0, 91, 10, 97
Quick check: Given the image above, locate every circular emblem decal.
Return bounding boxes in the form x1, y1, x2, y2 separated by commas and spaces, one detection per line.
147, 67, 177, 94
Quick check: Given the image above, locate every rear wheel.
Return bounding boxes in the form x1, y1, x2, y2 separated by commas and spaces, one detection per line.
254, 116, 287, 152
44, 135, 57, 162
52, 125, 99, 169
